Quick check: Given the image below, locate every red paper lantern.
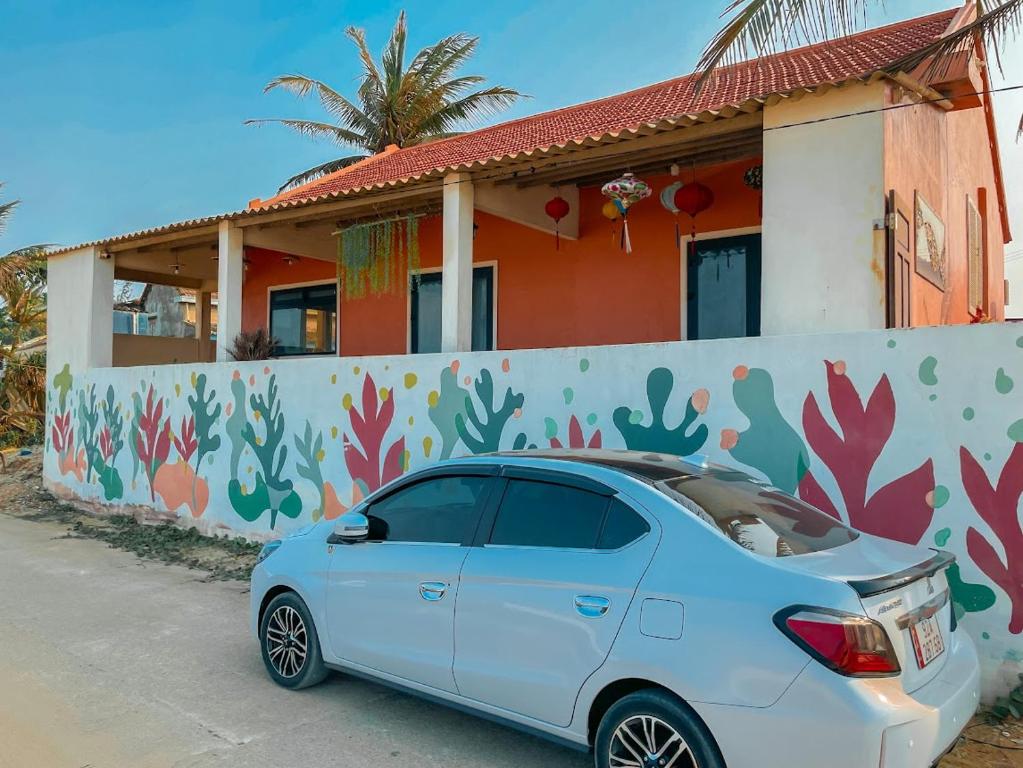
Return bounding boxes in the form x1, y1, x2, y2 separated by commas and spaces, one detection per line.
673, 182, 715, 256
673, 182, 714, 218
544, 195, 571, 250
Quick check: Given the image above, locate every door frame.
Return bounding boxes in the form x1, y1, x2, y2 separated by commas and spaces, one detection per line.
684, 231, 763, 341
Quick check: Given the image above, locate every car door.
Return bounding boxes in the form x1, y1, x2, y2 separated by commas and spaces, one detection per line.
453, 470, 657, 726
325, 470, 494, 693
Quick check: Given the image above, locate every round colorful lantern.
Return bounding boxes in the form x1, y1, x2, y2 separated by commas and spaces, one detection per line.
674, 181, 715, 256
660, 181, 683, 247
601, 200, 621, 221
544, 195, 571, 250
601, 173, 651, 253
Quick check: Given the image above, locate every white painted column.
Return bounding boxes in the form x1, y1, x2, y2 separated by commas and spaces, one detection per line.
761, 84, 887, 334
441, 172, 474, 352
46, 246, 114, 373
216, 221, 244, 361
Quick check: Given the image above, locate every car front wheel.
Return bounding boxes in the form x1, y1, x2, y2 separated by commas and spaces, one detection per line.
259, 592, 329, 689
594, 689, 724, 768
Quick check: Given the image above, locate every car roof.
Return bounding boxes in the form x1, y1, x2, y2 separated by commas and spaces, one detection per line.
471, 448, 716, 483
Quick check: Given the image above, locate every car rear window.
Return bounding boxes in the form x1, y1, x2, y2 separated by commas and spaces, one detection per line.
657, 473, 857, 556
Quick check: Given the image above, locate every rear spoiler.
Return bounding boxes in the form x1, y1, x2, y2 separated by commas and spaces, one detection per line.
847, 550, 956, 598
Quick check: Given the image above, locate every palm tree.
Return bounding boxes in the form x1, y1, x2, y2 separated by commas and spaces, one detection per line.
697, 0, 1022, 139
248, 11, 523, 192
0, 183, 47, 292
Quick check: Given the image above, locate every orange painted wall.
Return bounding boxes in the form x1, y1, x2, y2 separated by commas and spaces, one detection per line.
241, 159, 763, 356
883, 82, 1006, 325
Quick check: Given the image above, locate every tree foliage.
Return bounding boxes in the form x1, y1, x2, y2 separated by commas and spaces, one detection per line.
247, 11, 523, 191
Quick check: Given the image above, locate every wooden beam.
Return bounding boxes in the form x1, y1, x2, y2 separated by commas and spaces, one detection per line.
486, 112, 763, 187
114, 267, 204, 290
234, 183, 443, 228
108, 224, 220, 253
569, 142, 763, 188
507, 129, 763, 188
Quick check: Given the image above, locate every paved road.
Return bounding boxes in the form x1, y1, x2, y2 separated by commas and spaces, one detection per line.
0, 514, 591, 768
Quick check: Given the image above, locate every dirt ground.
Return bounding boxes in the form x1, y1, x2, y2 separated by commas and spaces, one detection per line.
2, 448, 1023, 767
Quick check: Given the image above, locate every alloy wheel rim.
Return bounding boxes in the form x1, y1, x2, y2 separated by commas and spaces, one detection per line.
265, 605, 308, 679
609, 715, 696, 768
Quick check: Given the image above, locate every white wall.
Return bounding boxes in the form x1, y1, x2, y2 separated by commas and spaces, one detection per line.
46, 246, 114, 373
761, 84, 887, 334
43, 323, 1023, 699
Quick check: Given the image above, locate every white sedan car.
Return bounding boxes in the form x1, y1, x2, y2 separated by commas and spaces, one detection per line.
251, 450, 980, 768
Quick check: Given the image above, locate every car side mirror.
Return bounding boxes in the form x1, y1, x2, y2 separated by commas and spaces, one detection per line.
332, 511, 369, 544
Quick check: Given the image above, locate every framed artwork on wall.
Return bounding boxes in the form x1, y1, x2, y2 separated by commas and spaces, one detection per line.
914, 192, 946, 290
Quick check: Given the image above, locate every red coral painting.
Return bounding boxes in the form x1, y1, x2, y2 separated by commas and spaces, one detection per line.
961, 443, 1023, 634
798, 360, 935, 545
343, 373, 406, 496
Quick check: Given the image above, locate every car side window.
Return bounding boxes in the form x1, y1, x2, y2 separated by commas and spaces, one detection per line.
489, 479, 610, 549
366, 475, 489, 544
597, 498, 650, 550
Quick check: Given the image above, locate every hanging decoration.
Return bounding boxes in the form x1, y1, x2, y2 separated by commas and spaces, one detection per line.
601, 173, 651, 253
744, 163, 764, 218
674, 178, 715, 258
601, 200, 621, 245
336, 214, 421, 300
544, 195, 571, 250
660, 181, 683, 248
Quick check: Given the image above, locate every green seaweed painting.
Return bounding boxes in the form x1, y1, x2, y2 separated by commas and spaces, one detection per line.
227, 374, 301, 529
455, 369, 524, 454
612, 368, 708, 455
295, 421, 328, 522
428, 366, 470, 459
723, 366, 809, 494
77, 384, 101, 484
96, 385, 125, 500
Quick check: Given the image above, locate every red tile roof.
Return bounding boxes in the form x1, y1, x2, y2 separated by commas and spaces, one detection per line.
262, 8, 958, 207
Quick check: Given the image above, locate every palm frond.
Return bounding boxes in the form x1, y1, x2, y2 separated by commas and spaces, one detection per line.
886, 0, 1023, 83
0, 181, 18, 236
276, 155, 369, 193
261, 75, 375, 136
696, 0, 867, 88
245, 118, 368, 147
416, 87, 524, 135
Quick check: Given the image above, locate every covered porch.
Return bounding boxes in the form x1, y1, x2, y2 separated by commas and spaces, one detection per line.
46, 79, 894, 373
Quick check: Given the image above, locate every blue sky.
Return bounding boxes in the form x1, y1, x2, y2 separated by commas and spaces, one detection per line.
0, 0, 1018, 253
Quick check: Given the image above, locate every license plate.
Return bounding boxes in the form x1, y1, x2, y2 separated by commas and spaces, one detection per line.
910, 615, 945, 668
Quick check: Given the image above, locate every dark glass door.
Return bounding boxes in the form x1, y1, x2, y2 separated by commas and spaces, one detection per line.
686, 234, 761, 340
410, 266, 494, 353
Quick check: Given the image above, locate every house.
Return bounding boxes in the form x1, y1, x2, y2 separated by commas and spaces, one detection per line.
45, 5, 1010, 372
41, 7, 1023, 695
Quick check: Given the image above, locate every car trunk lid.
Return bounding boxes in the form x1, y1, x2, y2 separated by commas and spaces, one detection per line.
773, 536, 955, 692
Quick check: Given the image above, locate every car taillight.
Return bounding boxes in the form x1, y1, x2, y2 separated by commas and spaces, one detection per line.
774, 607, 900, 677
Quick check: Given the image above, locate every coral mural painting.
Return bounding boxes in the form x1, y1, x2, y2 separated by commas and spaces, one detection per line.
41, 325, 1023, 697
798, 361, 935, 545
961, 443, 1023, 634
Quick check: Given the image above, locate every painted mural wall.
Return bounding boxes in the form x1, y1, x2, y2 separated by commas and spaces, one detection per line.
45, 323, 1023, 697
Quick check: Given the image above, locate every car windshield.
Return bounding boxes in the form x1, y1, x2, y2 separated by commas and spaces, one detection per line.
656, 471, 858, 557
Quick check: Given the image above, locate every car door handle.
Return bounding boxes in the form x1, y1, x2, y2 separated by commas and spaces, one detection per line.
419, 581, 448, 601
574, 595, 611, 618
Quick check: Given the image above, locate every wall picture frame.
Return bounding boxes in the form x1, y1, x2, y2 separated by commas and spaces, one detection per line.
914, 192, 946, 290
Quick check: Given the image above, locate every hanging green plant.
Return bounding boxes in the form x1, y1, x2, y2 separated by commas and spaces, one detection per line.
337, 214, 421, 299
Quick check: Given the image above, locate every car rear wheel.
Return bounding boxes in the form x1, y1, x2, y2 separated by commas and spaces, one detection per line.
259, 592, 329, 690
594, 689, 724, 768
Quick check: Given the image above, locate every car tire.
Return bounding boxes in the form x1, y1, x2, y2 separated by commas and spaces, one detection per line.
594, 689, 725, 768
259, 591, 329, 690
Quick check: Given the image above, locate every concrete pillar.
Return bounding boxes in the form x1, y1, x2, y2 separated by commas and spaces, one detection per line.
216, 221, 244, 361
760, 84, 887, 334
195, 290, 213, 361
441, 173, 474, 353
46, 246, 114, 373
